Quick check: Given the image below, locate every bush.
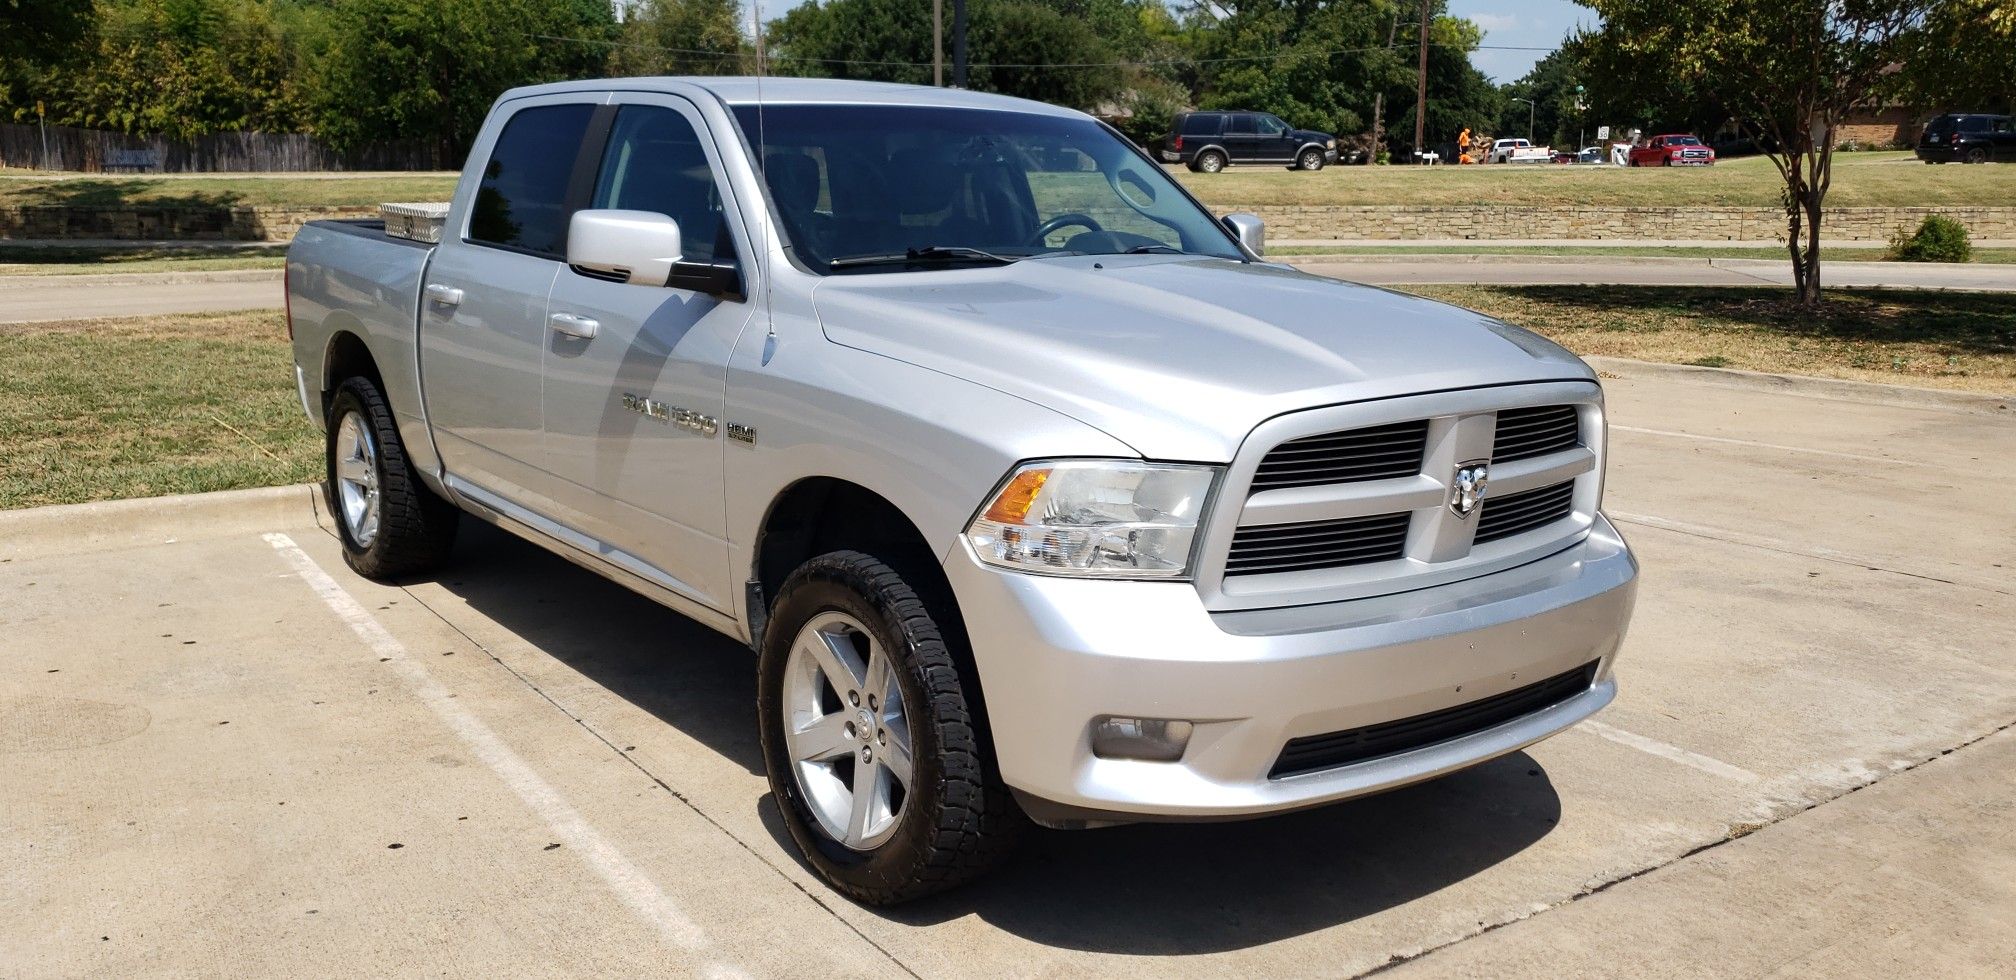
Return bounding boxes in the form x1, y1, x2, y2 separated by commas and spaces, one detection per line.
1888, 215, 1973, 263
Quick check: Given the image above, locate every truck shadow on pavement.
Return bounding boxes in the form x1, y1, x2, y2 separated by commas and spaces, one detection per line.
433, 522, 1563, 954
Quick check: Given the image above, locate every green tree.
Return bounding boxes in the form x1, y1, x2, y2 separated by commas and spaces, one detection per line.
1888, 0, 2016, 113
1578, 0, 1939, 307
1498, 47, 1587, 148
608, 0, 748, 76
307, 0, 615, 160
1387, 13, 1502, 157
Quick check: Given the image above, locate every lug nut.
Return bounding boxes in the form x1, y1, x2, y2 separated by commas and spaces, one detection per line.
859, 747, 872, 765
848, 691, 860, 706
876, 730, 886, 746
868, 694, 878, 711
843, 721, 856, 740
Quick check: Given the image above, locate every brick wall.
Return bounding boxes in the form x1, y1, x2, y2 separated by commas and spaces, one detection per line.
5, 202, 2013, 244
1240, 205, 2016, 242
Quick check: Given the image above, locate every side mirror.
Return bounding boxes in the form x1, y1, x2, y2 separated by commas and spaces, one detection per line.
568, 209, 682, 288
1222, 212, 1265, 257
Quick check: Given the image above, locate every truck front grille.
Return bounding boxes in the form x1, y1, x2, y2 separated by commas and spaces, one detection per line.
1250, 420, 1429, 493
1225, 512, 1410, 575
1490, 405, 1581, 462
1474, 481, 1576, 544
1269, 661, 1598, 778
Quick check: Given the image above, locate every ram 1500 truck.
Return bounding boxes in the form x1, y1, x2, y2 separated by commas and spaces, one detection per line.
286, 77, 1639, 905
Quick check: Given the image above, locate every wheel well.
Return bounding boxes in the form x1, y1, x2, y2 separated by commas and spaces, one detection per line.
755, 478, 949, 611
323, 330, 383, 411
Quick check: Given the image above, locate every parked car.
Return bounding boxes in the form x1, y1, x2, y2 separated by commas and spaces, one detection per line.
1627, 134, 1716, 166
1917, 113, 2015, 164
1489, 138, 1552, 164
286, 77, 1638, 905
1161, 110, 1340, 172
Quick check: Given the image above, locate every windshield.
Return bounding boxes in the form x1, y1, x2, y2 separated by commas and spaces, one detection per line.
1669, 136, 1702, 145
731, 104, 1245, 272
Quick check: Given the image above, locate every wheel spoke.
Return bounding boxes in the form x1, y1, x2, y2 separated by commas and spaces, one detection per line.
862, 643, 892, 711
880, 728, 913, 790
801, 630, 866, 693
847, 751, 881, 846
336, 453, 370, 483
790, 712, 854, 763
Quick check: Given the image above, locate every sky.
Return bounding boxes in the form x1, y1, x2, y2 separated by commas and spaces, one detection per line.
732, 0, 1591, 84
1450, 1, 1590, 82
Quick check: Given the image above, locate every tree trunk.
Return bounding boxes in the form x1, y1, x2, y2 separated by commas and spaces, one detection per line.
1784, 190, 1807, 301
1799, 190, 1826, 308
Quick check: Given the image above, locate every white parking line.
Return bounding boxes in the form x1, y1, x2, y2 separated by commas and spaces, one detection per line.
1578, 719, 1761, 784
1609, 425, 1937, 468
264, 533, 746, 979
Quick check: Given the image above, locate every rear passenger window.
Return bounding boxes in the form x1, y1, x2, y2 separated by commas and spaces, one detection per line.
1182, 113, 1222, 136
592, 106, 735, 265
468, 103, 596, 257
1226, 114, 1256, 136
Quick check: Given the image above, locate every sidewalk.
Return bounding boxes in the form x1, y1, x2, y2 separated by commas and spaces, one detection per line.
1272, 237, 2016, 249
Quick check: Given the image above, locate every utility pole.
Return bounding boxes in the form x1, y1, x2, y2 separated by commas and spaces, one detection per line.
1370, 9, 1399, 161
1411, 0, 1430, 163
934, 0, 944, 86
952, 0, 968, 88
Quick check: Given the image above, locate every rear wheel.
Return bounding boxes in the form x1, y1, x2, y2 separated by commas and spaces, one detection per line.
1297, 148, 1326, 171
1965, 146, 1990, 164
1195, 149, 1226, 174
758, 551, 1022, 905
324, 376, 457, 579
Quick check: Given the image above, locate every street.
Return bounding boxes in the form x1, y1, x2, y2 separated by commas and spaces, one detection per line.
6, 365, 2012, 977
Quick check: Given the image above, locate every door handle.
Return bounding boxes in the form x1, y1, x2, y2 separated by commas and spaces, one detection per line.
549, 312, 600, 340
424, 283, 464, 307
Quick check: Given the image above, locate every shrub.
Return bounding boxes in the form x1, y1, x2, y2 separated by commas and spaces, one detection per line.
1888, 215, 1972, 263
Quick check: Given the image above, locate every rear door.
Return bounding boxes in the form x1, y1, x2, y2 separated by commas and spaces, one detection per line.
1223, 113, 1262, 163
537, 94, 758, 611
421, 95, 601, 507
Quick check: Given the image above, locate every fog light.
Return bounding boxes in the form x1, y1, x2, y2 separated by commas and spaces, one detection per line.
1091, 717, 1194, 762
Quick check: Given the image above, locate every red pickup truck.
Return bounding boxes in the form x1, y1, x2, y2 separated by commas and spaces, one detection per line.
1627, 134, 1715, 166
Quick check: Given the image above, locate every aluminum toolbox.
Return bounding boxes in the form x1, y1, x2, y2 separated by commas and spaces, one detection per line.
380, 202, 450, 244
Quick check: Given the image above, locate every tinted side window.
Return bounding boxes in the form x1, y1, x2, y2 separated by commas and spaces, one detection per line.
468, 103, 596, 257
1181, 113, 1222, 136
1226, 114, 1257, 136
1960, 117, 1990, 133
591, 105, 734, 265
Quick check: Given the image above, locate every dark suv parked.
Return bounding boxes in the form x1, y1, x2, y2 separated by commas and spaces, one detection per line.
1161, 111, 1340, 172
1917, 113, 2015, 164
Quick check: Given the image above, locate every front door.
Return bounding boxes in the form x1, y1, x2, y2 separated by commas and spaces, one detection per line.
1255, 114, 1295, 161
421, 97, 599, 507
1223, 113, 1261, 163
539, 95, 758, 611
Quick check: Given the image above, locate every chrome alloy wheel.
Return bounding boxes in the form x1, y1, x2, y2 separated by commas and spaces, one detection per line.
332, 411, 381, 548
782, 611, 914, 851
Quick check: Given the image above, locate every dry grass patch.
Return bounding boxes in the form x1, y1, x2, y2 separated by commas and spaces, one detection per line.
0, 173, 458, 209
1405, 285, 2016, 395
0, 244, 286, 276
0, 310, 319, 508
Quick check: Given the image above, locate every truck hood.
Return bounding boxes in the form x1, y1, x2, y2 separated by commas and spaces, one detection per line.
810, 254, 1593, 461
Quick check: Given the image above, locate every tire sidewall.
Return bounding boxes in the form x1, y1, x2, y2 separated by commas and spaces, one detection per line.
1199, 151, 1225, 173
324, 382, 382, 559
758, 557, 953, 893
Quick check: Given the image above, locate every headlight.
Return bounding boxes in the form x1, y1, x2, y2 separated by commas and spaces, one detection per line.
965, 460, 1219, 579
1326, 138, 1337, 148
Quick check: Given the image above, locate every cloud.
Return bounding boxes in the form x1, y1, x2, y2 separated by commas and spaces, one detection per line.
1468, 13, 1519, 34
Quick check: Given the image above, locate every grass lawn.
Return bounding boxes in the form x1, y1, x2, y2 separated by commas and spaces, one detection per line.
1273, 244, 2016, 263
0, 172, 459, 209
1175, 151, 2016, 209
0, 311, 319, 509
1406, 285, 2016, 394
0, 244, 287, 275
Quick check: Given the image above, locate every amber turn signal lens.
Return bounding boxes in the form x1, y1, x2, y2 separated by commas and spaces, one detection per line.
982, 468, 1049, 524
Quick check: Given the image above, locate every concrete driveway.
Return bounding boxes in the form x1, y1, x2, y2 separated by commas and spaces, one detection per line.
4, 367, 2014, 977
0, 270, 282, 323
1292, 254, 2016, 291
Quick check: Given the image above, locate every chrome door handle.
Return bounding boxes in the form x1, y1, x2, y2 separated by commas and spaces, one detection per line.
424, 283, 464, 306
549, 312, 599, 340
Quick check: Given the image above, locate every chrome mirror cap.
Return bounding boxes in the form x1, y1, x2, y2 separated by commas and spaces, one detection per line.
1222, 212, 1265, 257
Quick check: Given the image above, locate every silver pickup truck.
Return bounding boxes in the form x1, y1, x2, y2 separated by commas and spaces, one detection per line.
286, 77, 1638, 904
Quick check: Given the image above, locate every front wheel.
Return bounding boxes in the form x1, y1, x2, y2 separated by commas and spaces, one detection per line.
1297, 148, 1326, 171
758, 551, 1022, 905
1195, 149, 1226, 174
324, 376, 458, 579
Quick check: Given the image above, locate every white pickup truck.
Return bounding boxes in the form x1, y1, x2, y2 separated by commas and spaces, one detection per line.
285, 77, 1638, 904
1489, 138, 1553, 164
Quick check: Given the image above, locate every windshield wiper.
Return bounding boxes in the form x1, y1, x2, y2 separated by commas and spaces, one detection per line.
829, 245, 1023, 270
1122, 244, 1188, 255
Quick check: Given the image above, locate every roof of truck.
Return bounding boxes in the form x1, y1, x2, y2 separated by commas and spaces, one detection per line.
498, 77, 1083, 118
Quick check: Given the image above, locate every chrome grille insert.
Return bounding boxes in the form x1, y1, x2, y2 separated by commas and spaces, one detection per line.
1491, 405, 1580, 462
1225, 513, 1410, 576
1475, 481, 1576, 544
1250, 420, 1429, 493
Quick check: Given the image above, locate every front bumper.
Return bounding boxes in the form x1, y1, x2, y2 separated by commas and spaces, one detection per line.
946, 514, 1638, 824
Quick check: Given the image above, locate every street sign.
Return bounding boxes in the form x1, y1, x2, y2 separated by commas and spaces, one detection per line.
1596, 125, 1610, 140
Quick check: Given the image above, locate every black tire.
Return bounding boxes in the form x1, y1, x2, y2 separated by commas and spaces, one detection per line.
1195, 149, 1226, 174
758, 550, 1022, 905
1964, 147, 1989, 164
324, 375, 458, 579
1297, 148, 1325, 171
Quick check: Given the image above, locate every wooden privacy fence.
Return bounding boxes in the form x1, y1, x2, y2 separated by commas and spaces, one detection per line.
0, 123, 444, 172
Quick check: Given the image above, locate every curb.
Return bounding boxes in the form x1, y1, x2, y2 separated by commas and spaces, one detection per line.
0, 483, 324, 562
1583, 356, 2014, 416
0, 268, 283, 288
1280, 253, 1721, 268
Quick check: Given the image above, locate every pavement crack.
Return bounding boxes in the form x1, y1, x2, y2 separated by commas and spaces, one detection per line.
1609, 512, 2013, 597
1353, 717, 2016, 978
396, 585, 924, 980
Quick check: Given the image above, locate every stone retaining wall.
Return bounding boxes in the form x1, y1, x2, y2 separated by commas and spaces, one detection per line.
1239, 205, 2016, 242
4, 202, 2013, 243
